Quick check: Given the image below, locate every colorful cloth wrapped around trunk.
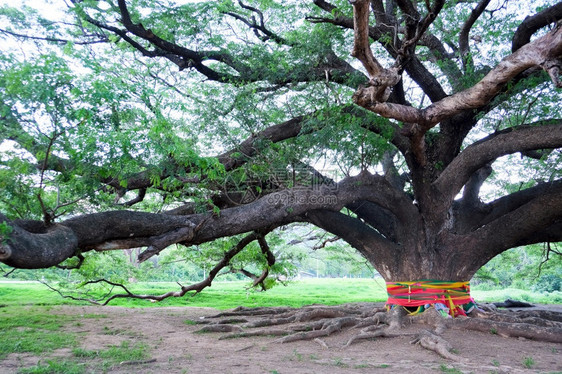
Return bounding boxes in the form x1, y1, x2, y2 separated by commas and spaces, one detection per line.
385, 280, 477, 317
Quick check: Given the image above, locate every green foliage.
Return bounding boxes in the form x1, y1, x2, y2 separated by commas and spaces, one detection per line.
532, 274, 561, 293
473, 244, 562, 293
0, 221, 13, 242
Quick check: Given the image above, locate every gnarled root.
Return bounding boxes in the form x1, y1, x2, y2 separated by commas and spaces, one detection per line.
275, 316, 359, 343
409, 306, 451, 334
196, 302, 562, 358
343, 327, 402, 347
410, 330, 464, 361
452, 316, 562, 343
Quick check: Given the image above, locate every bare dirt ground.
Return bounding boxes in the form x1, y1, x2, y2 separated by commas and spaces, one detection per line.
1, 303, 561, 374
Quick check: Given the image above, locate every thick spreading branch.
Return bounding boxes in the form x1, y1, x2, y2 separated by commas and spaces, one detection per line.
350, 0, 401, 102
445, 184, 562, 274
0, 173, 407, 269
354, 23, 562, 130
473, 180, 562, 231
434, 123, 562, 206
0, 214, 78, 269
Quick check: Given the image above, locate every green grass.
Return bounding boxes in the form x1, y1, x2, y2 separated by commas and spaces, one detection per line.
471, 287, 562, 304
17, 341, 151, 374
0, 279, 560, 310
522, 356, 535, 369
0, 307, 78, 359
439, 364, 463, 373
0, 282, 81, 307
73, 340, 150, 362
0, 278, 389, 308
18, 359, 85, 374
110, 278, 391, 308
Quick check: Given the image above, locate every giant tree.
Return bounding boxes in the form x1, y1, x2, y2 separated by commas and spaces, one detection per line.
1, 0, 562, 346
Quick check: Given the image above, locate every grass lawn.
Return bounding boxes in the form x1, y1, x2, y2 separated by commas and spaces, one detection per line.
0, 278, 560, 309
0, 278, 388, 309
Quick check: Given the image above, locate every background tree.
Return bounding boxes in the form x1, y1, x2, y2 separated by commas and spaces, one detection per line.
0, 0, 561, 319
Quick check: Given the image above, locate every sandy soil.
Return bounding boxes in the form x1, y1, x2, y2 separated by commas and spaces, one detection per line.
1, 303, 561, 374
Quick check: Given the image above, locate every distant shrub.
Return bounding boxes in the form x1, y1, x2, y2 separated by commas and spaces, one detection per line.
472, 282, 495, 291
532, 275, 561, 293
550, 291, 562, 303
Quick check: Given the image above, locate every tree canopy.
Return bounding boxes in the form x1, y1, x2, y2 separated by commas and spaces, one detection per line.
0, 0, 561, 301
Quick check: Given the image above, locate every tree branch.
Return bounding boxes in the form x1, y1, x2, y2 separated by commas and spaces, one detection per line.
1, 173, 409, 269
519, 223, 562, 247
461, 182, 562, 266
96, 231, 262, 304
460, 163, 493, 207
434, 123, 562, 207
459, 0, 491, 69
350, 0, 401, 102
248, 233, 276, 290
0, 213, 78, 269
224, 0, 290, 45
0, 27, 109, 45
305, 209, 404, 280
512, 2, 562, 52
354, 24, 562, 129
395, 0, 446, 69
310, 1, 448, 102
3, 101, 308, 196
74, 0, 238, 82
470, 179, 562, 232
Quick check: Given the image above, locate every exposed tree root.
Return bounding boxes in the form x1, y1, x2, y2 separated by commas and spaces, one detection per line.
195, 324, 243, 333
314, 338, 329, 349
452, 316, 562, 343
218, 329, 288, 340
275, 316, 359, 343
410, 330, 464, 361
194, 302, 562, 361
409, 307, 451, 334
471, 308, 561, 327
343, 327, 402, 347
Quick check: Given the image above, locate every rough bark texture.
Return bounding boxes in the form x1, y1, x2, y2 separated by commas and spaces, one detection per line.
193, 302, 562, 348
